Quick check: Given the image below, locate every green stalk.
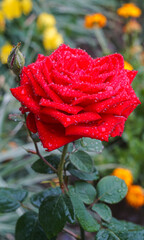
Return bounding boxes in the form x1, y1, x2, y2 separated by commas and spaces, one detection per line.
57, 144, 68, 192
23, 113, 57, 173
94, 28, 110, 55
80, 226, 85, 240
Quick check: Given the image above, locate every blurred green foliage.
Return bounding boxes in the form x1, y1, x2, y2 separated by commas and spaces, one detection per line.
0, 0, 144, 238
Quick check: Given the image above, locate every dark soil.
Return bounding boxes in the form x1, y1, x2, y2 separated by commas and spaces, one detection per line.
111, 199, 144, 226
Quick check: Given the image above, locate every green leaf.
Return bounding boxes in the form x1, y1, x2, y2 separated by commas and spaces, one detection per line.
117, 230, 144, 240
15, 211, 48, 240
95, 229, 119, 240
63, 194, 75, 224
75, 181, 96, 204
0, 188, 28, 213
68, 165, 99, 181
31, 155, 60, 174
59, 138, 103, 154
81, 138, 104, 153
103, 218, 144, 240
92, 203, 112, 222
69, 151, 93, 172
39, 195, 67, 239
58, 143, 73, 153
30, 187, 61, 208
96, 176, 128, 204
104, 217, 144, 232
69, 187, 100, 232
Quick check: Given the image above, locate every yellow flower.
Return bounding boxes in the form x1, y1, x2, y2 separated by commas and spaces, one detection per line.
0, 43, 13, 64
84, 13, 107, 29
37, 13, 56, 31
112, 168, 133, 187
1, 0, 22, 20
0, 10, 5, 32
117, 3, 141, 18
21, 0, 32, 15
43, 27, 63, 50
126, 185, 144, 208
41, 178, 60, 188
123, 19, 142, 34
51, 178, 60, 187
124, 61, 133, 71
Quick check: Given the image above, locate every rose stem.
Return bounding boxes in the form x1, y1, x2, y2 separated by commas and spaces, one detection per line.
23, 112, 57, 173
63, 227, 81, 239
20, 203, 32, 211
80, 226, 85, 240
57, 144, 68, 192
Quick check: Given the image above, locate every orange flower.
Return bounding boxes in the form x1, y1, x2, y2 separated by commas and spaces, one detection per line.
117, 3, 141, 18
124, 61, 133, 71
84, 13, 107, 29
126, 185, 144, 208
112, 168, 133, 187
123, 19, 142, 34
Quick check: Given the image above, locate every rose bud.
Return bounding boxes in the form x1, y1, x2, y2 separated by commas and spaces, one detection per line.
8, 43, 25, 76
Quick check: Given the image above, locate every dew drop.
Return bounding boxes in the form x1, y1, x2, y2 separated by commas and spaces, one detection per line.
102, 127, 105, 132
21, 89, 25, 94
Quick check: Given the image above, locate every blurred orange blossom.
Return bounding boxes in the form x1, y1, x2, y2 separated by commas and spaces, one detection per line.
84, 13, 107, 28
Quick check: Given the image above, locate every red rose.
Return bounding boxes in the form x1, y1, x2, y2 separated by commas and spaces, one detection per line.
11, 44, 140, 151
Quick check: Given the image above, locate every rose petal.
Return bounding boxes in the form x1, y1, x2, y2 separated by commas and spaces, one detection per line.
40, 108, 101, 127
125, 70, 138, 84
11, 85, 40, 114
29, 66, 63, 103
94, 53, 124, 72
66, 115, 126, 141
23, 67, 47, 98
84, 90, 129, 113
20, 67, 30, 85
42, 57, 53, 84
111, 117, 126, 137
26, 112, 37, 133
36, 120, 78, 151
40, 98, 83, 114
72, 88, 119, 106
36, 54, 46, 62
50, 83, 86, 99
51, 69, 73, 85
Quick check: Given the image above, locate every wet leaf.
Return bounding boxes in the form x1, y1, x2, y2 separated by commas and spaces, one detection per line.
30, 187, 61, 208
39, 195, 67, 239
63, 194, 75, 224
0, 188, 28, 213
97, 176, 127, 204
81, 138, 104, 153
104, 217, 144, 232
68, 164, 99, 181
92, 203, 112, 222
69, 150, 93, 172
75, 181, 96, 204
69, 187, 100, 232
95, 229, 119, 240
15, 211, 47, 240
31, 155, 60, 174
